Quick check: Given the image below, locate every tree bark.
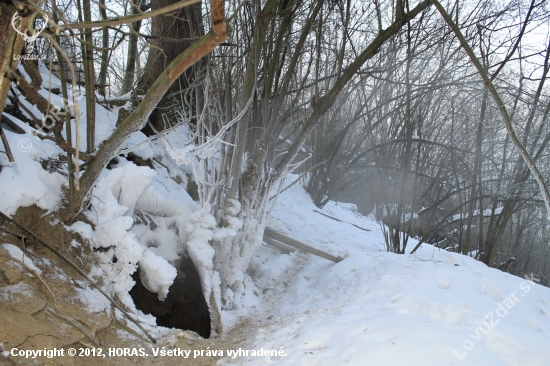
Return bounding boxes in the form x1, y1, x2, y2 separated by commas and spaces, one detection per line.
138, 0, 205, 135
120, 0, 144, 95
0, 1, 34, 116
78, 0, 96, 153
463, 87, 487, 255
97, 0, 109, 97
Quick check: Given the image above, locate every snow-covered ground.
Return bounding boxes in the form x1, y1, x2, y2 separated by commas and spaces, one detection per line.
2, 63, 550, 365
226, 184, 550, 365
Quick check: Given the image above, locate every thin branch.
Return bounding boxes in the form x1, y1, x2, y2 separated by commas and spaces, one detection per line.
46, 308, 101, 347
52, 0, 200, 30
9, 254, 56, 303
0, 210, 157, 344
0, 122, 14, 162
433, 0, 550, 222
269, 160, 327, 201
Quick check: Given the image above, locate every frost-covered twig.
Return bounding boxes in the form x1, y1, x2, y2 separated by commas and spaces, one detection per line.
186, 67, 212, 146
191, 88, 256, 155
268, 159, 327, 201
118, 118, 196, 156
282, 153, 312, 174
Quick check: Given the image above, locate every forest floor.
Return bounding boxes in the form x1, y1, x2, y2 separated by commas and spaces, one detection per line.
3, 184, 550, 365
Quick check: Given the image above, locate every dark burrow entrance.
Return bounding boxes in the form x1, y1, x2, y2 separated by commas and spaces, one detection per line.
129, 254, 211, 338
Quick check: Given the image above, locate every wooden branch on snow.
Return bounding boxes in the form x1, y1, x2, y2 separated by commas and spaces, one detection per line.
312, 209, 371, 232
1, 113, 27, 134
263, 236, 297, 254
0, 121, 14, 162
264, 228, 343, 263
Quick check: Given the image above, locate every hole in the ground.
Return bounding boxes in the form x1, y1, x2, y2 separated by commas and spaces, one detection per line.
129, 254, 211, 338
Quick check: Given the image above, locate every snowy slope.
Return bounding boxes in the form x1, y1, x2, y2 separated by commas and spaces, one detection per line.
3, 64, 550, 364
0, 66, 213, 335
230, 183, 550, 365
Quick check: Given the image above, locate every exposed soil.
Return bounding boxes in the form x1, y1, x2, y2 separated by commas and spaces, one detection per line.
0, 206, 241, 366
0, 206, 306, 366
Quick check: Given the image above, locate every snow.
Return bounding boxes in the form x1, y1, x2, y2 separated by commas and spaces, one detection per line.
77, 159, 199, 305
0, 113, 65, 216
70, 154, 197, 305
68, 221, 94, 240
0, 282, 35, 300
224, 183, 550, 365
3, 63, 550, 364
1, 243, 41, 273
0, 342, 9, 358
139, 250, 178, 301
183, 204, 220, 308
95, 163, 157, 217
76, 286, 111, 313
121, 130, 156, 161
0, 61, 122, 218
132, 224, 182, 262
451, 207, 504, 221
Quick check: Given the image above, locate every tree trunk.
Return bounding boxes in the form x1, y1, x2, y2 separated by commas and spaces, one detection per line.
78, 0, 96, 153
138, 0, 205, 135
120, 0, 144, 95
97, 0, 109, 97
463, 87, 487, 255
0, 1, 34, 115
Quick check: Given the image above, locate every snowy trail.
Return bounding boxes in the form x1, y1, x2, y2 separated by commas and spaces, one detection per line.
213, 245, 313, 361
220, 184, 550, 365
154, 245, 312, 366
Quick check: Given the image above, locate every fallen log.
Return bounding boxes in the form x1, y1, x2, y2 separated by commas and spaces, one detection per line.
263, 228, 343, 263
1, 113, 26, 134
263, 236, 296, 254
